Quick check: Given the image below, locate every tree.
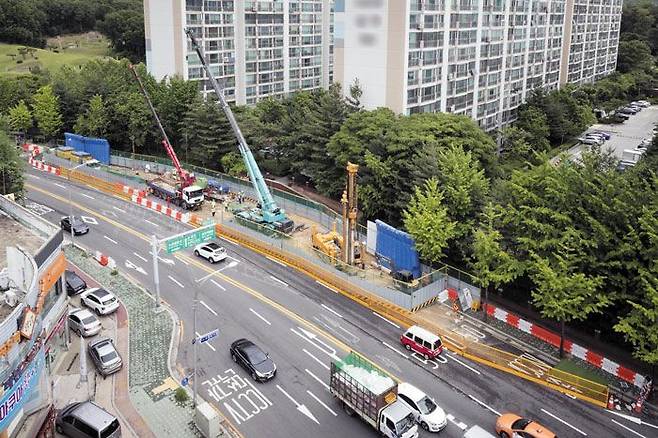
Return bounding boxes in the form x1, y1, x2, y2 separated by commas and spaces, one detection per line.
529, 232, 608, 357
114, 92, 151, 155
97, 9, 146, 62
182, 96, 235, 168
499, 126, 533, 165
8, 100, 32, 136
402, 178, 457, 265
220, 151, 247, 177
617, 39, 655, 73
0, 131, 25, 198
32, 85, 63, 141
471, 203, 522, 321
515, 105, 551, 153
346, 79, 363, 111
74, 94, 108, 138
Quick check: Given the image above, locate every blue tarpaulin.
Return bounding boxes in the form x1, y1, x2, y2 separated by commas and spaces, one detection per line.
64, 133, 110, 164
375, 220, 421, 278
207, 179, 230, 193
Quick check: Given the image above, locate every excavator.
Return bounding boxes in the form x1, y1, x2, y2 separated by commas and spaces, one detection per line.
129, 64, 204, 210
185, 29, 294, 233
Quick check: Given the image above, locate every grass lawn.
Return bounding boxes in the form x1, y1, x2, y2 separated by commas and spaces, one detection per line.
553, 358, 610, 386
0, 32, 110, 76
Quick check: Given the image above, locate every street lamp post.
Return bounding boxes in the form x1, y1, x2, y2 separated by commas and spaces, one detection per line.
68, 162, 90, 247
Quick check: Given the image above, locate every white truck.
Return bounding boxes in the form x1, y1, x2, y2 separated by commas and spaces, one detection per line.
330, 352, 419, 438
146, 178, 204, 210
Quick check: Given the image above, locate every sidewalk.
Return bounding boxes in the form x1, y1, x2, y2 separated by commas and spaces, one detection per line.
59, 245, 238, 437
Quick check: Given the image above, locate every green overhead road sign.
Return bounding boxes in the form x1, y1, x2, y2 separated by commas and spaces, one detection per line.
165, 225, 215, 254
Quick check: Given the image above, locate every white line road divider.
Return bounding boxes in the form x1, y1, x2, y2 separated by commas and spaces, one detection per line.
540, 409, 588, 436
132, 252, 148, 263
611, 419, 646, 438
305, 369, 330, 391
382, 341, 408, 359
200, 300, 218, 316
80, 193, 95, 200
269, 275, 288, 287
266, 256, 287, 267
103, 235, 118, 245
307, 390, 337, 416
276, 384, 320, 425
315, 280, 340, 294
210, 279, 226, 291
468, 395, 501, 416
446, 352, 481, 375
320, 304, 343, 319
144, 219, 159, 227
302, 349, 329, 370
113, 206, 126, 213
54, 183, 66, 189
168, 275, 184, 288
124, 260, 147, 275
249, 308, 272, 325
372, 312, 400, 328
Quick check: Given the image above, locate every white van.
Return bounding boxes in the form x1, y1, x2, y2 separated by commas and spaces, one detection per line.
463, 425, 497, 438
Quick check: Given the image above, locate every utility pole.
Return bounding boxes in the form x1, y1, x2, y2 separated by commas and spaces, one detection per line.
151, 235, 162, 311
193, 289, 198, 408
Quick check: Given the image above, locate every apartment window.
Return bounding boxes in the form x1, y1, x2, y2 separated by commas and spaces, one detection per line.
186, 0, 202, 11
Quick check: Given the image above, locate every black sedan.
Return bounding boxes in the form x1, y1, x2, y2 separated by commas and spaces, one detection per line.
60, 216, 89, 235
230, 338, 276, 382
65, 270, 87, 296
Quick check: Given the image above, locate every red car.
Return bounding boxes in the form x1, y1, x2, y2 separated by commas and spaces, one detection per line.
400, 325, 443, 360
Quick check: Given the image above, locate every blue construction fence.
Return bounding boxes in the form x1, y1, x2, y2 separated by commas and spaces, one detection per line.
64, 133, 111, 164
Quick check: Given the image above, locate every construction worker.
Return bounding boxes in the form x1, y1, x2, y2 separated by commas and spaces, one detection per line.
211, 200, 216, 217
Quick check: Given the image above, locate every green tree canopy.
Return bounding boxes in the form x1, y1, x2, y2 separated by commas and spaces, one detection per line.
0, 131, 25, 198
617, 39, 655, 73
32, 85, 63, 140
73, 94, 108, 138
8, 100, 32, 135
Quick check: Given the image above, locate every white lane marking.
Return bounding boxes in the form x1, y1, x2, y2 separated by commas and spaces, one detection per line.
125, 260, 147, 275
446, 352, 481, 375
195, 332, 216, 351
372, 312, 400, 328
54, 183, 66, 189
177, 257, 189, 266
103, 235, 118, 245
28, 174, 40, 179
266, 256, 287, 267
276, 385, 320, 425
468, 395, 501, 416
337, 325, 358, 340
144, 219, 159, 227
305, 368, 330, 391
456, 422, 468, 430
200, 300, 218, 316
80, 215, 98, 224
382, 341, 408, 358
158, 256, 175, 266
291, 327, 340, 361
303, 349, 329, 370
269, 275, 288, 287
307, 390, 337, 416
610, 419, 645, 438
320, 304, 343, 319
540, 409, 587, 436
210, 279, 226, 291
133, 252, 148, 262
609, 411, 658, 429
80, 193, 95, 200
168, 275, 184, 288
113, 206, 126, 213
249, 308, 271, 325
315, 280, 340, 294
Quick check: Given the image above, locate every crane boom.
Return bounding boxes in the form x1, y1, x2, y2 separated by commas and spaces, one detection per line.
185, 29, 289, 227
128, 64, 194, 187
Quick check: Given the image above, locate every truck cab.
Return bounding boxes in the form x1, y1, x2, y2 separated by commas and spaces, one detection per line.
182, 185, 205, 209
379, 401, 419, 438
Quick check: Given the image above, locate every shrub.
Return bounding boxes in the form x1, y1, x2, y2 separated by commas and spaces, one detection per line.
174, 387, 189, 404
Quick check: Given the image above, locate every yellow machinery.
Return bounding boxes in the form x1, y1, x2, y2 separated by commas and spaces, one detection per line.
312, 162, 362, 266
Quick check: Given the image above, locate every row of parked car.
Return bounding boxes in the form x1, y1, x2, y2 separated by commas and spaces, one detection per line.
577, 129, 612, 146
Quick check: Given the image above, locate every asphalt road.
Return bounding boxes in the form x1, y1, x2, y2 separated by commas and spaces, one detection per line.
23, 167, 658, 438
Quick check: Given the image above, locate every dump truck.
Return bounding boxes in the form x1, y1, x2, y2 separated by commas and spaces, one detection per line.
146, 178, 204, 210
330, 352, 418, 438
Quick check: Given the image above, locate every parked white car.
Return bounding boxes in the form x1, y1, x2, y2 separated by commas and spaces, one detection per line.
579, 137, 603, 146
397, 382, 447, 433
68, 307, 101, 337
193, 242, 227, 263
81, 288, 120, 316
632, 100, 650, 108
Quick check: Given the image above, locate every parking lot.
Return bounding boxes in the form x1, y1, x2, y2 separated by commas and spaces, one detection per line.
564, 104, 658, 162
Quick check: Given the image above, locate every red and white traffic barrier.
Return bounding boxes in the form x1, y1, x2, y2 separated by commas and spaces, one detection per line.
121, 185, 146, 198
486, 304, 645, 388
29, 157, 61, 176
131, 194, 191, 224
94, 251, 116, 269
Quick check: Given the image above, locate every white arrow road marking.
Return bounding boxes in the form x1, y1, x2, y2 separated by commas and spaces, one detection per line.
133, 252, 148, 263
609, 411, 658, 429
270, 275, 288, 287
468, 395, 501, 416
305, 369, 330, 391
200, 300, 218, 316
276, 385, 320, 425
320, 304, 343, 318
307, 390, 337, 416
124, 260, 147, 275
158, 256, 175, 266
382, 341, 408, 359
210, 279, 226, 291
292, 327, 340, 361
80, 193, 95, 200
411, 352, 440, 369
372, 312, 400, 328
540, 409, 587, 436
144, 219, 159, 227
80, 216, 98, 224
446, 352, 481, 375
249, 308, 271, 325
104, 235, 118, 244
168, 275, 184, 288
302, 349, 329, 370
610, 419, 646, 437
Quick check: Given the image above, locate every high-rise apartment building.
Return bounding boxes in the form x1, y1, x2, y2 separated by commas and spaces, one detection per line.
144, 0, 334, 105
334, 0, 620, 130
560, 0, 622, 85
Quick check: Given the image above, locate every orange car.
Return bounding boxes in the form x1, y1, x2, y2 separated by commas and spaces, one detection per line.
495, 413, 557, 438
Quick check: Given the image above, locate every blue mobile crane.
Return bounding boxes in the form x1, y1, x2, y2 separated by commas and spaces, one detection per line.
185, 29, 294, 234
